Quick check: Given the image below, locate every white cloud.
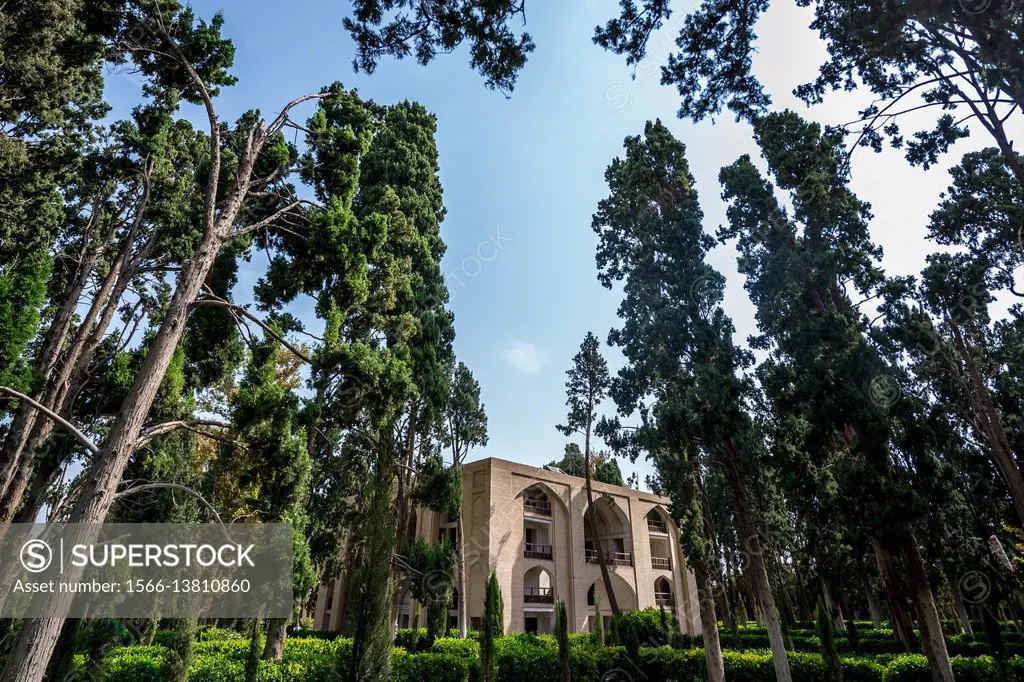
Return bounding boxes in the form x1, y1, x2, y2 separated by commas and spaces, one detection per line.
501, 341, 547, 374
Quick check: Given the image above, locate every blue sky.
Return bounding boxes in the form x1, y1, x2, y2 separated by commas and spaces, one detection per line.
102, 1, 1021, 491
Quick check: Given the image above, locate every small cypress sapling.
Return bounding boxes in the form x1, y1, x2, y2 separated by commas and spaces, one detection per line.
244, 618, 263, 682
622, 615, 640, 664
555, 600, 570, 682
658, 604, 670, 647
845, 613, 860, 652
816, 598, 843, 682
982, 606, 1008, 680
480, 570, 503, 682
593, 588, 605, 647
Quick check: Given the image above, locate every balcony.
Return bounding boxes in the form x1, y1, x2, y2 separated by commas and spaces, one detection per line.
524, 543, 553, 560
524, 586, 554, 604
585, 549, 633, 567
655, 592, 674, 606
524, 498, 551, 516
651, 556, 671, 570
647, 519, 667, 533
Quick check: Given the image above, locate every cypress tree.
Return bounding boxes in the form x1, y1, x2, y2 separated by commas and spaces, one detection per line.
817, 598, 843, 682
593, 588, 605, 647
555, 600, 570, 682
480, 569, 504, 682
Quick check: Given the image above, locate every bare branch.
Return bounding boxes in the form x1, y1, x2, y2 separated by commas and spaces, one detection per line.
193, 297, 313, 365
0, 386, 100, 455
232, 200, 304, 237
136, 419, 233, 448
115, 481, 226, 529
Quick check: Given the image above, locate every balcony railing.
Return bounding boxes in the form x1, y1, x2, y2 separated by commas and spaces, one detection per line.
651, 556, 671, 570
585, 549, 633, 567
524, 586, 554, 604
524, 543, 553, 560
524, 498, 551, 516
647, 519, 667, 533
655, 592, 674, 606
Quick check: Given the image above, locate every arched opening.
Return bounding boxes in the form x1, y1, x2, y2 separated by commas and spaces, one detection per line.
587, 575, 637, 632
584, 497, 633, 566
523, 566, 553, 603
654, 576, 674, 607
438, 512, 458, 544
646, 508, 672, 570
522, 566, 555, 634
523, 484, 552, 516
522, 484, 553, 560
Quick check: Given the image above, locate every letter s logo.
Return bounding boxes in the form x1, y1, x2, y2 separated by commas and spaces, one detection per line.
21, 539, 52, 573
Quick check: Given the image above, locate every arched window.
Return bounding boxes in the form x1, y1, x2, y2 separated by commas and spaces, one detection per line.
524, 566, 553, 604
646, 508, 672, 570
654, 577, 674, 606
523, 485, 552, 516
584, 497, 633, 566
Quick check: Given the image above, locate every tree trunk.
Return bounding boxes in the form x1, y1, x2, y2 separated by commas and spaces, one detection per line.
946, 314, 1024, 523
820, 576, 847, 631
865, 579, 885, 629
456, 511, 468, 638
903, 538, 955, 682
0, 221, 147, 522
693, 555, 726, 682
722, 437, 792, 682
945, 566, 974, 635
872, 537, 919, 652
262, 618, 287, 660
0, 102, 258, 682
584, 462, 620, 616
0, 218, 103, 499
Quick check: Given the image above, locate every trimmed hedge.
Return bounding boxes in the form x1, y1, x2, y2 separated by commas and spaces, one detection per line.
76, 632, 1024, 682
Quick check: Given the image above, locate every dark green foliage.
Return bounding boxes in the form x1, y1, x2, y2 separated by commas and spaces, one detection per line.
413, 454, 462, 515
547, 444, 625, 487
163, 619, 196, 682
818, 599, 843, 681
593, 588, 604, 648
591, 1, 1024, 185
342, 1, 535, 92
404, 537, 457, 648
555, 601, 570, 682
480, 569, 502, 682
347, 453, 399, 682
0, 248, 50, 392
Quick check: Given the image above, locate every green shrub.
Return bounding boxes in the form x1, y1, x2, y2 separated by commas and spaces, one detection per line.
880, 653, 1024, 682
392, 650, 471, 682
188, 655, 246, 682
198, 627, 244, 642
289, 629, 340, 641
101, 646, 170, 681
614, 608, 672, 648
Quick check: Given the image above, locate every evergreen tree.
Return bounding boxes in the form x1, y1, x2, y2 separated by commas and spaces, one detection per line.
817, 598, 843, 682
480, 569, 503, 682
443, 362, 488, 638
718, 110, 955, 681
555, 600, 570, 682
592, 120, 787, 681
557, 332, 621, 617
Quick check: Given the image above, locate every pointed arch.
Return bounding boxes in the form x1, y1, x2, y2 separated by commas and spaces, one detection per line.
587, 574, 636, 611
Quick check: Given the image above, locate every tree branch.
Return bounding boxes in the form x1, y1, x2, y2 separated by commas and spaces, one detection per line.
115, 481, 227, 529
135, 419, 234, 448
193, 297, 313, 365
0, 386, 100, 455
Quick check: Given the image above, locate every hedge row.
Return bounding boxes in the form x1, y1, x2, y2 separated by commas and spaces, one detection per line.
77, 633, 1024, 682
